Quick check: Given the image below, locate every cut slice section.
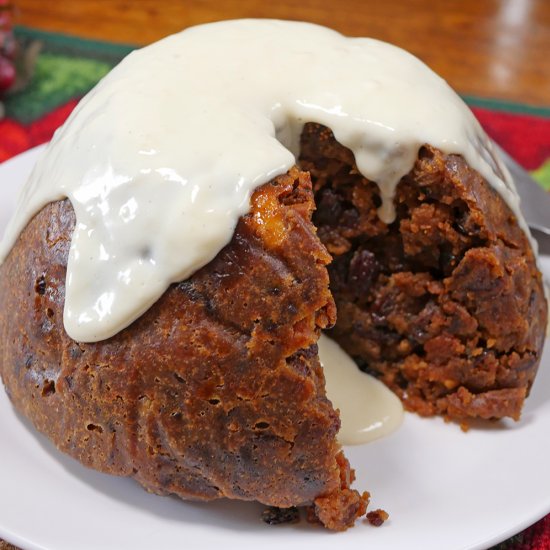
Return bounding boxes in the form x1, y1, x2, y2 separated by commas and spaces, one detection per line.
300, 123, 547, 425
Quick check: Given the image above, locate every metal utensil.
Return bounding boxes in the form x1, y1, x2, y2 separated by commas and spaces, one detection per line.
494, 142, 550, 255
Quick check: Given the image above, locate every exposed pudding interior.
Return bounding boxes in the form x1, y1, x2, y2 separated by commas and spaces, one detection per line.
299, 122, 545, 423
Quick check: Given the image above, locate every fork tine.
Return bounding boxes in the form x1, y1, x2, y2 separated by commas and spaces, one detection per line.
493, 142, 550, 238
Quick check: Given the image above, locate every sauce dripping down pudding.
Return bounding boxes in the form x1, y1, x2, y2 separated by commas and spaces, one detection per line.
0, 19, 526, 343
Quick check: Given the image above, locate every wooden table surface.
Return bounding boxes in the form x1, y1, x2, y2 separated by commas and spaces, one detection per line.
13, 0, 550, 106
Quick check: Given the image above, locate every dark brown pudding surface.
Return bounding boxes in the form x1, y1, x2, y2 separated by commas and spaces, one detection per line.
0, 123, 546, 530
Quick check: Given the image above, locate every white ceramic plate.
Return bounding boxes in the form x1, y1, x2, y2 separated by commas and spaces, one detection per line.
1, 146, 549, 550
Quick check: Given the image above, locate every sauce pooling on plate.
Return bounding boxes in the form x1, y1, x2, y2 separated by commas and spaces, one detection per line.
318, 335, 403, 445
0, 19, 525, 343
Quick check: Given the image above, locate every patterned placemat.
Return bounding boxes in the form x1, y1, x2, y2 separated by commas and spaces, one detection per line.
1, 26, 549, 187
0, 26, 549, 550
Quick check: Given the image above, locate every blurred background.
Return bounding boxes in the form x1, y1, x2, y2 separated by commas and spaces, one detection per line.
2, 0, 548, 182
3, 0, 550, 103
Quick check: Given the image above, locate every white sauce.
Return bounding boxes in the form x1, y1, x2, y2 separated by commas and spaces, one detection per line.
0, 19, 529, 343
318, 335, 403, 445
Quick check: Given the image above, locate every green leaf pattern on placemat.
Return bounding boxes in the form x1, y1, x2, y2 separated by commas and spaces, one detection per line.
1, 25, 133, 125
531, 159, 550, 191
4, 52, 112, 123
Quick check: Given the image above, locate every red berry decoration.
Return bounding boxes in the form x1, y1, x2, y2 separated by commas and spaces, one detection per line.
0, 11, 12, 29
0, 55, 15, 92
0, 0, 15, 96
